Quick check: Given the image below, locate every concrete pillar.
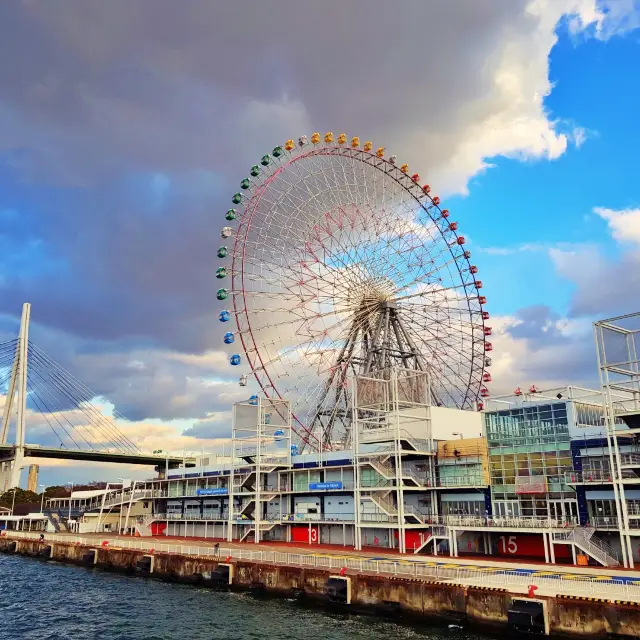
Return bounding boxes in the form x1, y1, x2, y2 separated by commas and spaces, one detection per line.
484, 531, 492, 555
625, 534, 635, 570
543, 532, 550, 564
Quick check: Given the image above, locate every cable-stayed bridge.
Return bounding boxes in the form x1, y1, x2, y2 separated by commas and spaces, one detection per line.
0, 304, 193, 490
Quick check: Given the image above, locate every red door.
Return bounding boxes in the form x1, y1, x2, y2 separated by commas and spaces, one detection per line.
291, 525, 319, 544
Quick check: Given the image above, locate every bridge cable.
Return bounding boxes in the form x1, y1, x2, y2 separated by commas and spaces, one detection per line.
27, 345, 139, 453
26, 369, 96, 450
27, 352, 133, 452
29, 343, 141, 450
26, 386, 77, 449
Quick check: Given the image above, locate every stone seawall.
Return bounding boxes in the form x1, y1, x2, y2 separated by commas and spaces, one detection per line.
2, 536, 639, 638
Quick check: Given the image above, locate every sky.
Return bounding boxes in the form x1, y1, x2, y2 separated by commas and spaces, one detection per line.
1, 0, 640, 487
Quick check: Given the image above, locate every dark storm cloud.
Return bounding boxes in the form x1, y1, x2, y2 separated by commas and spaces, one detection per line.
0, 0, 588, 425
183, 413, 233, 440
0, 0, 539, 347
497, 305, 598, 391
506, 305, 567, 345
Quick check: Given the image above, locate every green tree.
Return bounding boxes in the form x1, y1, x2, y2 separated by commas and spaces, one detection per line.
0, 488, 40, 509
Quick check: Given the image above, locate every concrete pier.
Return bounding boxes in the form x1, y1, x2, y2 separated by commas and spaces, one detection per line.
2, 534, 640, 638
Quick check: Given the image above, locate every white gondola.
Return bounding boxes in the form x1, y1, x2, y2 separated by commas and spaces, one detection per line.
239, 374, 248, 387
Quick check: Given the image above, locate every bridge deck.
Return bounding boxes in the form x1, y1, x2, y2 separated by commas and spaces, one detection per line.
0, 444, 193, 467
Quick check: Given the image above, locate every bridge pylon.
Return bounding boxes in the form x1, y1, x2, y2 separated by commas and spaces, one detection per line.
0, 303, 30, 490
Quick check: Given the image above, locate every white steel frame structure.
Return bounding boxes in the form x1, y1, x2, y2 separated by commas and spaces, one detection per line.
227, 396, 292, 544
594, 312, 640, 569
353, 367, 435, 553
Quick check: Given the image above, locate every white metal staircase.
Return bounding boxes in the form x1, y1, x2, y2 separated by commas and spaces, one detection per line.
401, 466, 431, 487
135, 514, 156, 537
361, 456, 395, 479
403, 505, 428, 524
239, 526, 255, 542
572, 526, 620, 567
362, 491, 398, 517
555, 526, 620, 567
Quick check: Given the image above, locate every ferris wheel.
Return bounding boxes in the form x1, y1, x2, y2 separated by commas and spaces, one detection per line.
217, 132, 492, 451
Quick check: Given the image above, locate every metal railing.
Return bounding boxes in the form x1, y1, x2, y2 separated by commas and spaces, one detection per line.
580, 526, 619, 562
6, 530, 640, 601
626, 502, 640, 516
359, 512, 398, 523
401, 466, 432, 486
565, 470, 613, 484
360, 456, 394, 477
102, 489, 161, 509
361, 492, 397, 515
403, 506, 435, 524
280, 513, 355, 523
588, 516, 620, 529
359, 428, 433, 452
438, 514, 575, 529
153, 512, 230, 522
435, 476, 487, 488
571, 526, 620, 565
620, 452, 640, 466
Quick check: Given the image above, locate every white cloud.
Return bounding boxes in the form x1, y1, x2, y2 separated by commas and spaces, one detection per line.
572, 126, 588, 148
594, 206, 640, 245
478, 243, 549, 256
487, 306, 598, 396
418, 0, 639, 193
546, 206, 640, 317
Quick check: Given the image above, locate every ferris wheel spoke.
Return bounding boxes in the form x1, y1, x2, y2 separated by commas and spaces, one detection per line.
223, 136, 487, 449
406, 315, 480, 372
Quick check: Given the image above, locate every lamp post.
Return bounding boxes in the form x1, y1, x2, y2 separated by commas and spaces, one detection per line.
117, 477, 124, 535
39, 484, 46, 514
66, 482, 74, 530
10, 488, 17, 516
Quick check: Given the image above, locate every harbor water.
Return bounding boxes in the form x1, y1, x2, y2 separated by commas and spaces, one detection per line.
0, 555, 492, 640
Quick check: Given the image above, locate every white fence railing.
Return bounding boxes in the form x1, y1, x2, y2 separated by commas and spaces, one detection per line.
5, 530, 640, 601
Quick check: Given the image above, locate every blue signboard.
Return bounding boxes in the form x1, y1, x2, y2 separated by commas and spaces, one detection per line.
196, 488, 228, 496
309, 481, 343, 491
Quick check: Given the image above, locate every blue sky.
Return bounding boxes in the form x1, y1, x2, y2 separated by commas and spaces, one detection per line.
1, 1, 640, 486
451, 21, 640, 316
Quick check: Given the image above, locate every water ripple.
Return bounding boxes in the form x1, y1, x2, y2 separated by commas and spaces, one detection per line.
0, 555, 489, 640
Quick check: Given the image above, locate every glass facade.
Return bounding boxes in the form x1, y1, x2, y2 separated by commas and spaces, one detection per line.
574, 402, 606, 429
485, 402, 575, 508
438, 462, 485, 486
485, 402, 569, 446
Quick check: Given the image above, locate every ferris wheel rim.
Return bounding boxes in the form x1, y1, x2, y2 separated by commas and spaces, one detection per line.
222, 135, 491, 447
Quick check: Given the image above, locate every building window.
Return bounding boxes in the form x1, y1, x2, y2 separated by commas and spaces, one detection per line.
442, 500, 484, 516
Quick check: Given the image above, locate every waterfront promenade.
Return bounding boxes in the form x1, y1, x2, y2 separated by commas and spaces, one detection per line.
7, 530, 640, 601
